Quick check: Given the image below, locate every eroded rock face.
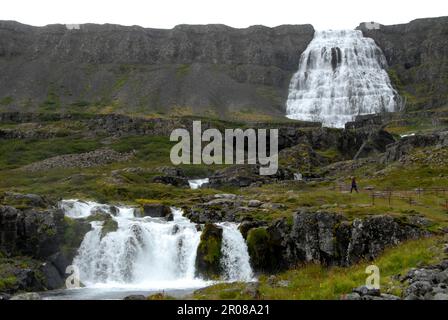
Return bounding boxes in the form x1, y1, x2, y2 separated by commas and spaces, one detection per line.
0, 21, 314, 115
0, 200, 91, 292
244, 211, 428, 273
382, 131, 448, 163
0, 205, 64, 258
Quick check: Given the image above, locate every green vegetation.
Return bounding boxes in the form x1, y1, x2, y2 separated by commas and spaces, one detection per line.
0, 96, 13, 106
176, 64, 191, 78
0, 136, 101, 170
193, 236, 446, 300
101, 217, 118, 238
0, 276, 17, 291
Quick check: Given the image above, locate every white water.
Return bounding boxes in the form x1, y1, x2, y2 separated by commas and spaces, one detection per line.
286, 30, 397, 128
59, 200, 253, 292
188, 178, 209, 189
218, 222, 254, 282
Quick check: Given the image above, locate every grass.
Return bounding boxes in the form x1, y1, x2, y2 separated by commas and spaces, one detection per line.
193, 236, 447, 300
0, 136, 101, 170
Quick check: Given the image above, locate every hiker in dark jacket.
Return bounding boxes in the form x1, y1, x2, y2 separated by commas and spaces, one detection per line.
350, 176, 359, 193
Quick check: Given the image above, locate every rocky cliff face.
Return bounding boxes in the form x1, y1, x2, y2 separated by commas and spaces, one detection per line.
0, 195, 91, 292
359, 17, 448, 110
245, 211, 429, 273
0, 21, 314, 116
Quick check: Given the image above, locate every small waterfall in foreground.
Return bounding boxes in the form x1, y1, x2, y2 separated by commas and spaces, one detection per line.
60, 200, 253, 289
218, 222, 254, 282
286, 30, 397, 128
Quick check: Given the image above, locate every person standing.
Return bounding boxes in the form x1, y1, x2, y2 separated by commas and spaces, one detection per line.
350, 176, 359, 193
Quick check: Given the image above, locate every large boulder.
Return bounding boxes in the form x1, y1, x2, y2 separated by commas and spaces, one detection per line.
0, 205, 64, 259
142, 204, 173, 220
195, 224, 223, 279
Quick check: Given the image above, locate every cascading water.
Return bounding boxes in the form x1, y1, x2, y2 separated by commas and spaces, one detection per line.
59, 200, 253, 292
188, 178, 209, 190
286, 29, 397, 128
218, 222, 254, 282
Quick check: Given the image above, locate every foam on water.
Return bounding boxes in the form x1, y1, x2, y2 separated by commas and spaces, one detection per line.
286, 30, 397, 128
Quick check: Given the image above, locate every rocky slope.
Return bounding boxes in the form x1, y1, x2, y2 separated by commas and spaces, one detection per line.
359, 16, 448, 110
0, 21, 314, 116
0, 194, 91, 293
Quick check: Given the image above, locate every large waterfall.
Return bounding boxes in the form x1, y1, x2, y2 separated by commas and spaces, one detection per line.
286, 30, 397, 128
60, 200, 253, 290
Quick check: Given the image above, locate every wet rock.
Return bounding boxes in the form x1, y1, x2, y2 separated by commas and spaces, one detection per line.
100, 215, 119, 239
195, 224, 223, 279
40, 262, 64, 290
142, 204, 172, 219
10, 292, 41, 300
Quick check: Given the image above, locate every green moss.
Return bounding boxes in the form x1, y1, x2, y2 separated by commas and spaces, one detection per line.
195, 224, 223, 279
101, 217, 118, 238
0, 96, 13, 106
62, 216, 91, 256
0, 276, 17, 291
246, 227, 278, 272
194, 236, 445, 300
176, 64, 191, 78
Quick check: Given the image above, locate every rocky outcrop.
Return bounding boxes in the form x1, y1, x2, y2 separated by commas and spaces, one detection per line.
142, 204, 173, 220
382, 131, 448, 163
401, 260, 448, 300
0, 21, 314, 115
359, 17, 448, 110
0, 205, 64, 258
0, 199, 91, 293
343, 286, 400, 300
244, 211, 429, 273
195, 223, 223, 279
207, 165, 294, 188
344, 260, 448, 300
21, 148, 135, 172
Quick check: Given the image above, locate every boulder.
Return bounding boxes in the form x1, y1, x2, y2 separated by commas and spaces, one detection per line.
142, 204, 172, 220
195, 224, 223, 279
246, 227, 280, 273
248, 200, 263, 208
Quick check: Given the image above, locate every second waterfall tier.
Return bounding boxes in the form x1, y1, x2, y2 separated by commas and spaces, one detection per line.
286, 29, 397, 128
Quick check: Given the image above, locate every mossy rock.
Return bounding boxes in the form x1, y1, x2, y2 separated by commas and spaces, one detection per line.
246, 227, 278, 272
195, 223, 223, 279
100, 216, 118, 239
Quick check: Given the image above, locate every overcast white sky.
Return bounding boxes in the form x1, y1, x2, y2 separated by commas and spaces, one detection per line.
1, 0, 447, 30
